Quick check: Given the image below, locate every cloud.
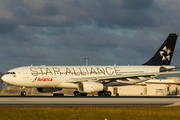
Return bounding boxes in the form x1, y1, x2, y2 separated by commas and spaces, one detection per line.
0, 0, 178, 32
0, 0, 155, 28
0, 0, 180, 73
0, 24, 17, 34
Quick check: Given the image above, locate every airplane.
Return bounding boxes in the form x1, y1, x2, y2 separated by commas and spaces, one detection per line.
1, 33, 180, 96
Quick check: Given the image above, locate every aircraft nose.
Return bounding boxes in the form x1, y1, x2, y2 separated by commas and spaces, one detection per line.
1, 75, 7, 82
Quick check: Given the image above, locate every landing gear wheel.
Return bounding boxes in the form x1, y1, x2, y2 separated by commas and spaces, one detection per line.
81, 93, 87, 96
98, 91, 105, 96
74, 91, 81, 96
74, 91, 87, 96
105, 91, 111, 96
98, 91, 111, 96
21, 91, 26, 96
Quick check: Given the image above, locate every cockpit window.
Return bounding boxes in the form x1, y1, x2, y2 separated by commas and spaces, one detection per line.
6, 72, 16, 75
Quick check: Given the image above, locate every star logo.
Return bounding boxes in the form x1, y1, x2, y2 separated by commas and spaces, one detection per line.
159, 46, 171, 61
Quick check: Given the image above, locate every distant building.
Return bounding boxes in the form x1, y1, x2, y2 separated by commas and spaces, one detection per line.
108, 77, 180, 96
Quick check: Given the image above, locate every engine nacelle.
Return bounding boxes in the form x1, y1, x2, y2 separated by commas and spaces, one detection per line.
37, 88, 62, 93
78, 82, 104, 93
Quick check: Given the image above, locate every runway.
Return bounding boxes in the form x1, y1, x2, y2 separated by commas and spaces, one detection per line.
0, 96, 180, 107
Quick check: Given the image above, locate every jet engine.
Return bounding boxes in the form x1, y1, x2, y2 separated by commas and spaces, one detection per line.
37, 88, 62, 93
78, 82, 104, 93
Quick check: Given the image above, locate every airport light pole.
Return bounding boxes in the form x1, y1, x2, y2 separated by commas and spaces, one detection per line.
84, 58, 89, 66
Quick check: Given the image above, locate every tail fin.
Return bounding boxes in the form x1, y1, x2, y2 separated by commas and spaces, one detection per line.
142, 33, 178, 66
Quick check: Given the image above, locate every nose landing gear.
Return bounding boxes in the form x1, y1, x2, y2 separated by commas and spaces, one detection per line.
21, 87, 26, 96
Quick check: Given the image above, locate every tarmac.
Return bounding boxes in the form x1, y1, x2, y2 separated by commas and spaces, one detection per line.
1, 86, 180, 107
0, 96, 180, 107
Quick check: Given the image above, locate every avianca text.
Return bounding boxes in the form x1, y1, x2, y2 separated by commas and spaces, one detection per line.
32, 77, 53, 83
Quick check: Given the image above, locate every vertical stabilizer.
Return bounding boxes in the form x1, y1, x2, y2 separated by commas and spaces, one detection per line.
143, 33, 178, 65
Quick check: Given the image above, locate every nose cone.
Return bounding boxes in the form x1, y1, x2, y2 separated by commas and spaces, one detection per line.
1, 75, 9, 83
1, 75, 7, 82
1, 75, 13, 84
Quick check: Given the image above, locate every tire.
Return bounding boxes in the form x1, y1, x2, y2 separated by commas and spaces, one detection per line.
81, 93, 87, 96
98, 91, 105, 96
21, 91, 26, 96
105, 91, 111, 96
98, 92, 102, 96
74, 91, 81, 96
98, 91, 111, 96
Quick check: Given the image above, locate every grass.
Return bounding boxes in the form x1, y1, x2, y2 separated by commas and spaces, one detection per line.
0, 106, 180, 120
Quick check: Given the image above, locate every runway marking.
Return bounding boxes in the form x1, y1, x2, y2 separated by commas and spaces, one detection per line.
163, 101, 180, 107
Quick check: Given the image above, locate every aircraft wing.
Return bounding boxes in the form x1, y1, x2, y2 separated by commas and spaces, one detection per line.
160, 67, 180, 72
66, 71, 180, 83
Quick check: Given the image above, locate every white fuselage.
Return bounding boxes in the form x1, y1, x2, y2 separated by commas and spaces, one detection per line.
2, 65, 174, 89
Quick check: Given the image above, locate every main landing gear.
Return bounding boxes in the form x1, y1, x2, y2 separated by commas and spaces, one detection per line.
98, 91, 111, 96
21, 87, 26, 96
73, 91, 112, 96
74, 91, 87, 96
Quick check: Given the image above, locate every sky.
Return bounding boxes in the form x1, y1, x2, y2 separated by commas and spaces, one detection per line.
0, 0, 180, 76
